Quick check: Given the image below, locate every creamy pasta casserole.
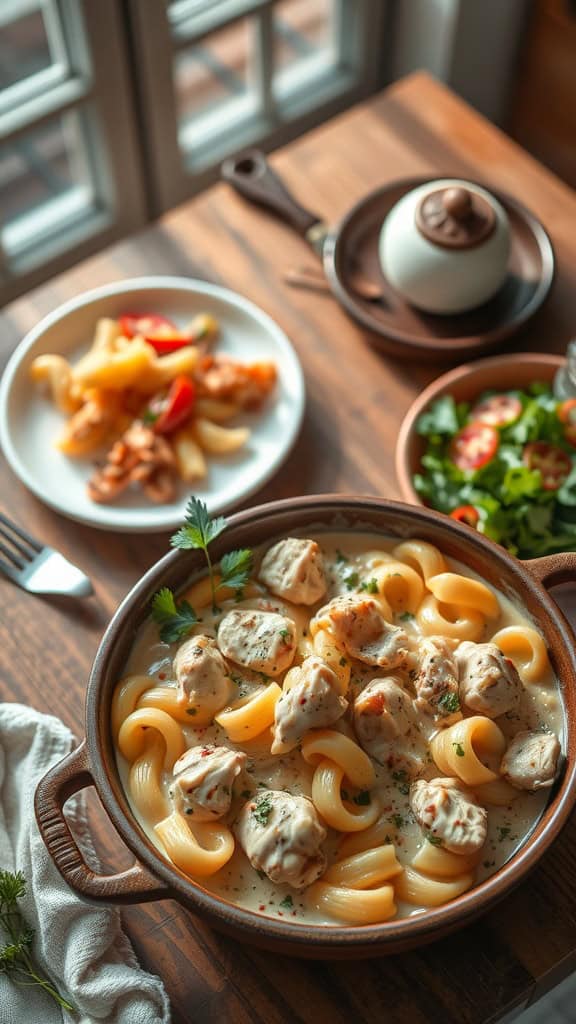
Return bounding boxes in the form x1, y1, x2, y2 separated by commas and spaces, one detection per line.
113, 533, 563, 926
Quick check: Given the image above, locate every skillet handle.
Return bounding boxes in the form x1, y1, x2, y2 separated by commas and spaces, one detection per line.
34, 741, 170, 904
221, 149, 321, 238
523, 551, 576, 589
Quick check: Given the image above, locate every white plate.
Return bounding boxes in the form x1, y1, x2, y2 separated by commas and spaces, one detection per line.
0, 277, 305, 532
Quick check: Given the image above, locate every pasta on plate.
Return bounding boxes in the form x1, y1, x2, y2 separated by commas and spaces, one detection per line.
113, 532, 563, 927
30, 312, 277, 505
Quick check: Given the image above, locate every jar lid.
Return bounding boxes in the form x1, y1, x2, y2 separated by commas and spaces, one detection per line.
415, 186, 496, 249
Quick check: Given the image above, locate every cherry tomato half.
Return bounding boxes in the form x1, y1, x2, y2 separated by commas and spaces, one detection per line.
450, 505, 480, 528
449, 422, 499, 471
557, 398, 576, 425
558, 399, 576, 447
147, 376, 196, 434
119, 313, 177, 340
469, 393, 522, 428
523, 441, 571, 490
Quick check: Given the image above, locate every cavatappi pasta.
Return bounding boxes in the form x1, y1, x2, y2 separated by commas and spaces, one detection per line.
113, 532, 563, 927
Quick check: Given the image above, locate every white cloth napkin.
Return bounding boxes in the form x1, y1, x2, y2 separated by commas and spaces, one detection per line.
0, 702, 171, 1024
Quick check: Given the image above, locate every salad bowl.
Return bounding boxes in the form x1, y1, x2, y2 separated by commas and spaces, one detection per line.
34, 495, 576, 958
395, 352, 575, 558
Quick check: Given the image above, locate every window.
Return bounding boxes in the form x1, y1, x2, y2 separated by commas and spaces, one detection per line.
0, 0, 387, 303
131, 0, 387, 213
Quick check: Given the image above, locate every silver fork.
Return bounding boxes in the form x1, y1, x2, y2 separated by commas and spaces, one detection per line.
0, 512, 93, 597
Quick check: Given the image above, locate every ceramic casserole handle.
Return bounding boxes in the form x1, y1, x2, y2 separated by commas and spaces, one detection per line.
34, 741, 169, 904
523, 550, 576, 589
221, 148, 322, 238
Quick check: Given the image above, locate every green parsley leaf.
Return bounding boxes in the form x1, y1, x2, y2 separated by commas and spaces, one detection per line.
344, 571, 360, 590
391, 770, 410, 795
497, 826, 511, 842
279, 894, 293, 910
252, 796, 273, 826
151, 587, 198, 643
336, 549, 348, 564
426, 834, 443, 846
360, 577, 379, 594
171, 496, 226, 551
399, 611, 414, 622
219, 548, 253, 593
452, 742, 465, 757
389, 814, 405, 829
438, 691, 461, 713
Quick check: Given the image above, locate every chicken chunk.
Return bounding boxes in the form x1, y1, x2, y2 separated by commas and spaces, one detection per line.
271, 656, 348, 755
315, 595, 410, 669
353, 677, 425, 775
410, 777, 487, 855
173, 635, 232, 714
235, 791, 326, 889
456, 641, 522, 718
414, 636, 461, 722
258, 538, 327, 606
501, 730, 561, 791
217, 609, 297, 676
170, 745, 246, 821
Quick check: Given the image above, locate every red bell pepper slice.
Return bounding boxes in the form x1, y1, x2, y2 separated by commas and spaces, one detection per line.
146, 376, 196, 434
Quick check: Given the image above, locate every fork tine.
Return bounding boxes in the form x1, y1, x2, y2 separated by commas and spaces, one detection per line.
0, 512, 43, 553
0, 521, 34, 560
0, 556, 16, 580
0, 539, 25, 569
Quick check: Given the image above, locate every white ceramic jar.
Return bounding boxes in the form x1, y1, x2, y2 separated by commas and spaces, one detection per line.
378, 178, 510, 315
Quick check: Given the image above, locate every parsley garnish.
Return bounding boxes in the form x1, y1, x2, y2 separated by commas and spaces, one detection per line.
279, 629, 291, 641
352, 790, 371, 806
253, 796, 273, 826
151, 587, 198, 643
399, 611, 414, 622
171, 497, 252, 612
344, 571, 360, 590
426, 834, 443, 846
0, 870, 74, 1011
438, 691, 461, 713
359, 577, 379, 594
336, 549, 348, 564
391, 770, 410, 795
497, 826, 511, 842
279, 895, 293, 910
389, 814, 405, 829
452, 742, 465, 757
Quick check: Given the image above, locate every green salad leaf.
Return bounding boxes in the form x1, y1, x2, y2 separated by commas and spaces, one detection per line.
413, 385, 576, 558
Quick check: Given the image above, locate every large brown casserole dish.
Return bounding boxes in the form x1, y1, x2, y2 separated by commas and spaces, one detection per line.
35, 496, 576, 958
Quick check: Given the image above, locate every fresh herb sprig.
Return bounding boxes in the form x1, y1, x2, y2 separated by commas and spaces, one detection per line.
151, 588, 198, 643
0, 870, 75, 1012
172, 498, 253, 611
152, 498, 254, 640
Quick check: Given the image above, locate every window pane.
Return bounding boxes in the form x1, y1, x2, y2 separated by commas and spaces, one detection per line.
174, 18, 255, 142
273, 0, 335, 88
0, 8, 54, 91
0, 109, 95, 255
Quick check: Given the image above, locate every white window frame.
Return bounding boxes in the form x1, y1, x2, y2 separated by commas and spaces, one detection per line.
0, 0, 146, 305
127, 0, 389, 215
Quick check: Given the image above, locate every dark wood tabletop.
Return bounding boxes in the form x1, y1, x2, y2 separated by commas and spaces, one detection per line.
1, 72, 576, 1024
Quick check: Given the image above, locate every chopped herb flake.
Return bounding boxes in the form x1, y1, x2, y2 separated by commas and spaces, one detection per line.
452, 742, 465, 757
438, 691, 461, 713
336, 549, 348, 564
360, 577, 379, 594
279, 895, 293, 910
399, 611, 414, 622
426, 834, 443, 846
344, 571, 360, 590
252, 797, 273, 826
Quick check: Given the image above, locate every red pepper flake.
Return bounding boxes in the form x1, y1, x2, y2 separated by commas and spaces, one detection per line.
158, 672, 166, 680
259, 904, 266, 911
299, 698, 307, 705
201, 748, 213, 757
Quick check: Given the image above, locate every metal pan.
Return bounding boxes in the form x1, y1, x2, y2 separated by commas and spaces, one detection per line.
221, 150, 555, 362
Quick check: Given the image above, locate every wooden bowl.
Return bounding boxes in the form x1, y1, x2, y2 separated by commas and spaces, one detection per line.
34, 495, 576, 958
395, 352, 565, 507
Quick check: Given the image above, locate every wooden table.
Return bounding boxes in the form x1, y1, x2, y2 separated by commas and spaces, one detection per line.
1, 72, 576, 1024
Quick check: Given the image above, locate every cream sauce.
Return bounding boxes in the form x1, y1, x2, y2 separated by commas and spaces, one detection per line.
117, 531, 564, 925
